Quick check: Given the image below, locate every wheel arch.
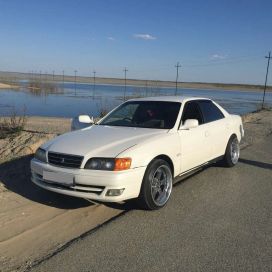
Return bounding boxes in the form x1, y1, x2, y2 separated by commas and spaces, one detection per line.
229, 133, 238, 141
225, 133, 238, 151
149, 154, 174, 176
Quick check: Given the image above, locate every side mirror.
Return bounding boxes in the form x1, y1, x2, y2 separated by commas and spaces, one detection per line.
71, 115, 94, 131
78, 115, 94, 124
180, 119, 199, 130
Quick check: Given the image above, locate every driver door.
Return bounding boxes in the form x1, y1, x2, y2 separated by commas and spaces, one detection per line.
178, 101, 212, 173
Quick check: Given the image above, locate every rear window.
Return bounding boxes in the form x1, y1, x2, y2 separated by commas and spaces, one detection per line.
198, 100, 224, 123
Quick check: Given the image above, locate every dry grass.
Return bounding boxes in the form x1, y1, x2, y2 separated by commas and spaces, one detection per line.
0, 107, 27, 139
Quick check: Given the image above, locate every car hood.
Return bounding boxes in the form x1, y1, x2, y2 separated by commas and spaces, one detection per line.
42, 125, 166, 158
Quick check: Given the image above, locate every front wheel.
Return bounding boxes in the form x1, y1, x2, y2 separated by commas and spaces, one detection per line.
223, 135, 240, 167
138, 159, 173, 210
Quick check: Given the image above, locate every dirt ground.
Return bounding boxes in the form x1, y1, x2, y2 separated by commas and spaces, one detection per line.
0, 110, 271, 272
0, 117, 123, 272
0, 83, 19, 89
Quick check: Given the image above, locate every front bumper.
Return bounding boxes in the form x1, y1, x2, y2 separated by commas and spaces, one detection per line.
31, 158, 146, 202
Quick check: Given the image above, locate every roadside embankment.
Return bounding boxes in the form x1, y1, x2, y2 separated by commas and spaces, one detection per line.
0, 109, 271, 272
241, 109, 272, 148
0, 117, 123, 272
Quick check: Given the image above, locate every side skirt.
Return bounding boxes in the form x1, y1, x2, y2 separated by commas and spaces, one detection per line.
173, 155, 224, 184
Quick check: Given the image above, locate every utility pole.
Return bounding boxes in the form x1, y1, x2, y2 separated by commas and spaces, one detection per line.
93, 70, 96, 98
62, 70, 64, 85
262, 51, 271, 109
52, 70, 55, 81
123, 67, 128, 101
174, 62, 181, 96
74, 70, 77, 95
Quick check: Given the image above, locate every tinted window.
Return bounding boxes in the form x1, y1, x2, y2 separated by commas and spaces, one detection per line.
198, 100, 224, 123
100, 101, 181, 129
181, 102, 203, 125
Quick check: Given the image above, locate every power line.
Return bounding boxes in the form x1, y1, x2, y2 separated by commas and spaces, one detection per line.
175, 62, 181, 95
262, 51, 271, 109
123, 67, 128, 100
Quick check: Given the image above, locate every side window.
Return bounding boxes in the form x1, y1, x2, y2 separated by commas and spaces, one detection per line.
181, 102, 203, 125
198, 100, 224, 123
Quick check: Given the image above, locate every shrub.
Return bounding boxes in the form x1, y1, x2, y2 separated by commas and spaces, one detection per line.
0, 107, 27, 139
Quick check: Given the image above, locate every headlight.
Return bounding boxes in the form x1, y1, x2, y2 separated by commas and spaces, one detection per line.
35, 148, 47, 163
84, 157, 131, 171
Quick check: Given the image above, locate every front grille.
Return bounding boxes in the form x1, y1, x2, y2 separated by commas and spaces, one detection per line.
48, 152, 83, 169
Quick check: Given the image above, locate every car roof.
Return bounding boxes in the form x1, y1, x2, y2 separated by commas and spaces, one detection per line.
127, 96, 211, 103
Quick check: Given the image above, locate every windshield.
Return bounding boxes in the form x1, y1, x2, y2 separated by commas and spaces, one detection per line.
99, 101, 181, 129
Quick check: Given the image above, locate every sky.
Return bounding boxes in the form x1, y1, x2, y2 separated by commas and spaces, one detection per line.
0, 0, 271, 85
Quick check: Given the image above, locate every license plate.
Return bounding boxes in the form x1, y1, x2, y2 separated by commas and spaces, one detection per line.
43, 171, 74, 186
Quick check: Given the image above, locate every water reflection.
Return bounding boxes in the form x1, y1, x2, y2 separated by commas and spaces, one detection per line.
27, 80, 63, 96
0, 82, 271, 117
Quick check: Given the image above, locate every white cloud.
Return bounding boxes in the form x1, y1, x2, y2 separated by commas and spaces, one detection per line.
133, 33, 157, 40
107, 37, 115, 41
210, 54, 228, 60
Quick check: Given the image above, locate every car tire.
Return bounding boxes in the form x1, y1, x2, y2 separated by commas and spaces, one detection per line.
138, 159, 173, 210
223, 135, 240, 167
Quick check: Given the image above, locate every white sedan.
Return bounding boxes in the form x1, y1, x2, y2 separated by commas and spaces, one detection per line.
31, 96, 244, 210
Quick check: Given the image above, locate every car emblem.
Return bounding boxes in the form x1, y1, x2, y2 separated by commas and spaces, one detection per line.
61, 158, 65, 163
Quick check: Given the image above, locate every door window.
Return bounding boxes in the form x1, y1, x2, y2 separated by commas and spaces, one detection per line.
181, 101, 203, 125
197, 100, 224, 123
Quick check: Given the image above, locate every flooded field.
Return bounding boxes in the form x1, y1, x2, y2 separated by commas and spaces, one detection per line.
0, 82, 271, 117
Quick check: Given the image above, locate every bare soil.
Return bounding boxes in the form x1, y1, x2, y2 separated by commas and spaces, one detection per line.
0, 117, 122, 272
0, 83, 19, 89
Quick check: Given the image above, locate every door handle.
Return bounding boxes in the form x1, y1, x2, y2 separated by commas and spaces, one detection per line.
205, 131, 209, 137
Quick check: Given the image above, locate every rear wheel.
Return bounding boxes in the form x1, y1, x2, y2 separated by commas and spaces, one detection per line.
223, 135, 240, 167
138, 159, 173, 210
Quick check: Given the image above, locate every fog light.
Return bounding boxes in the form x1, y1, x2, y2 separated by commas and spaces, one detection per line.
106, 189, 125, 196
